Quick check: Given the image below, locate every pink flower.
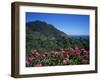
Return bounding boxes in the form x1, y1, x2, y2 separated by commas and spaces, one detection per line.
26, 57, 32, 65
51, 51, 55, 54
75, 47, 81, 56
63, 52, 69, 59
65, 54, 69, 59
36, 52, 40, 56
81, 48, 88, 55
75, 50, 81, 56
81, 48, 85, 51
30, 58, 36, 62
26, 57, 36, 65
81, 59, 89, 64
69, 49, 76, 57
75, 47, 79, 50
65, 51, 69, 54
69, 48, 74, 51
35, 63, 43, 67
69, 48, 75, 53
42, 54, 46, 57
62, 59, 67, 64
39, 54, 46, 58
83, 50, 88, 54
26, 60, 31, 65
54, 52, 59, 55
31, 50, 37, 55
61, 51, 65, 54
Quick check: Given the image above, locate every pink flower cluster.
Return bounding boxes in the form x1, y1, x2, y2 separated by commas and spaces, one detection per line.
26, 47, 89, 67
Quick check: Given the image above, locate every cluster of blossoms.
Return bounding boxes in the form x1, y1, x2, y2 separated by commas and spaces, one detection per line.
26, 47, 89, 67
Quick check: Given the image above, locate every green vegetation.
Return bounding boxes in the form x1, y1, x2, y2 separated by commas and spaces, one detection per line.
26, 20, 89, 54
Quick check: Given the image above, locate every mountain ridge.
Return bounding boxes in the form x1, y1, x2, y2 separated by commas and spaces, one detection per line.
26, 20, 69, 40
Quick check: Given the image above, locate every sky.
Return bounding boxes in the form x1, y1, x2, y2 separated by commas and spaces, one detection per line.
26, 12, 89, 36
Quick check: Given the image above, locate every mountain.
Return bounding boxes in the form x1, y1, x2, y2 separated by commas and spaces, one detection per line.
26, 20, 89, 53
26, 20, 69, 40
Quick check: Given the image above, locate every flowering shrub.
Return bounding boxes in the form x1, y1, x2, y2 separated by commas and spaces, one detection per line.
26, 47, 89, 67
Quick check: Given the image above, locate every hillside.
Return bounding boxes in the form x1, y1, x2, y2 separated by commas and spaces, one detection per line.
26, 20, 89, 53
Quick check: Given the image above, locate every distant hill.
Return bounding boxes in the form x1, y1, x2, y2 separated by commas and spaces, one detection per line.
26, 20, 89, 53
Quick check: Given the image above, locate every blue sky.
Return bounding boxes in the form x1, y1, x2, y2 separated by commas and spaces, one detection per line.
26, 12, 89, 36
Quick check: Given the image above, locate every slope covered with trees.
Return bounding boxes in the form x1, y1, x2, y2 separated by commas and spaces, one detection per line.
26, 20, 89, 53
